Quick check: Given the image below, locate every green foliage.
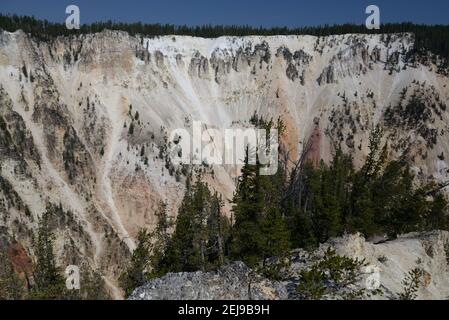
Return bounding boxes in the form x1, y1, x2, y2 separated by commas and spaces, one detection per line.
118, 229, 152, 298
288, 128, 449, 248
79, 266, 110, 300
0, 203, 110, 300
385, 94, 439, 147
161, 175, 230, 273
114, 119, 448, 293
206, 193, 230, 268
62, 264, 111, 300
31, 208, 66, 300
229, 149, 265, 267
230, 116, 290, 270
122, 177, 230, 286
0, 250, 25, 300
229, 118, 448, 275
296, 265, 327, 300
128, 122, 135, 135
1, 14, 448, 67
146, 201, 173, 278
260, 208, 290, 263
397, 267, 424, 300
0, 172, 30, 214
297, 248, 371, 300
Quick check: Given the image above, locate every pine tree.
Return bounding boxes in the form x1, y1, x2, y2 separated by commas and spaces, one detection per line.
190, 176, 210, 271
346, 129, 386, 237
148, 201, 173, 278
31, 207, 66, 299
206, 192, 229, 268
426, 193, 449, 231
158, 174, 230, 274
260, 208, 290, 263
119, 229, 151, 298
230, 116, 294, 268
0, 249, 25, 300
230, 148, 265, 267
79, 264, 110, 300
162, 176, 193, 272
128, 122, 134, 135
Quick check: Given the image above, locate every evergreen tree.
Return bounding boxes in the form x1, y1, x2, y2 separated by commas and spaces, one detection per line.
156, 175, 230, 274
128, 122, 135, 135
287, 127, 448, 246
163, 176, 202, 272
230, 116, 290, 269
118, 229, 151, 298
346, 128, 385, 236
79, 265, 110, 300
426, 193, 449, 231
31, 207, 66, 299
206, 192, 230, 268
230, 148, 265, 267
260, 208, 290, 262
0, 249, 25, 300
147, 201, 173, 278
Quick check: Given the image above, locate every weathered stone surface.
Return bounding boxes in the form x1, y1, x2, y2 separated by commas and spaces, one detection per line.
131, 231, 449, 300
129, 262, 288, 300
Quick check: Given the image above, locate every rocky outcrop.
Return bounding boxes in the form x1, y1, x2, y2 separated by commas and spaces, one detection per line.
131, 231, 449, 300
129, 262, 288, 300
277, 46, 312, 83
188, 51, 209, 79
284, 231, 449, 300
317, 34, 413, 85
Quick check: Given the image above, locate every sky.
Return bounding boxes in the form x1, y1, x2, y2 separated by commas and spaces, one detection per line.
0, 0, 448, 27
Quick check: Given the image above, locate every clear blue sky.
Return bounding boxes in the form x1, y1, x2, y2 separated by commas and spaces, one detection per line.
1, 0, 448, 27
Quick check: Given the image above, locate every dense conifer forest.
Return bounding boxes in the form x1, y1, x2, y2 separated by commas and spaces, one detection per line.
1, 14, 448, 65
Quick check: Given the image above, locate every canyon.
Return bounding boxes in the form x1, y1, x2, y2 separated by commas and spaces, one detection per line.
0, 29, 448, 298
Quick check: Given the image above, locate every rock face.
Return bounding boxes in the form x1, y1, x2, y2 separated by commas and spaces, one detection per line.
130, 231, 449, 300
1, 29, 449, 298
323, 231, 449, 300
129, 262, 288, 300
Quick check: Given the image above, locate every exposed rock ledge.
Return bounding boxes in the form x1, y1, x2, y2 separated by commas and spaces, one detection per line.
129, 262, 288, 300
129, 231, 449, 300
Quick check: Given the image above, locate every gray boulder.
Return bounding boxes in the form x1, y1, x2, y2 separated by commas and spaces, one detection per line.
129, 261, 288, 300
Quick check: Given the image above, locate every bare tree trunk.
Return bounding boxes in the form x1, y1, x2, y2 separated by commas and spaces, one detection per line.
200, 240, 206, 272
217, 234, 224, 266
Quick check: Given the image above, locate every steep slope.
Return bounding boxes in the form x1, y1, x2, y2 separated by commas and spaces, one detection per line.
0, 30, 448, 297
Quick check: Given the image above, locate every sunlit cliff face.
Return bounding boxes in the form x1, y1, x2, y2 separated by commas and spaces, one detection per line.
0, 30, 448, 297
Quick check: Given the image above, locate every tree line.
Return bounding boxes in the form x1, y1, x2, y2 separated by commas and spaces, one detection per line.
0, 14, 448, 68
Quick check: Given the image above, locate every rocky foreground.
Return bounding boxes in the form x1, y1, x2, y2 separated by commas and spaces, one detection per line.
129, 262, 288, 300
129, 231, 449, 300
